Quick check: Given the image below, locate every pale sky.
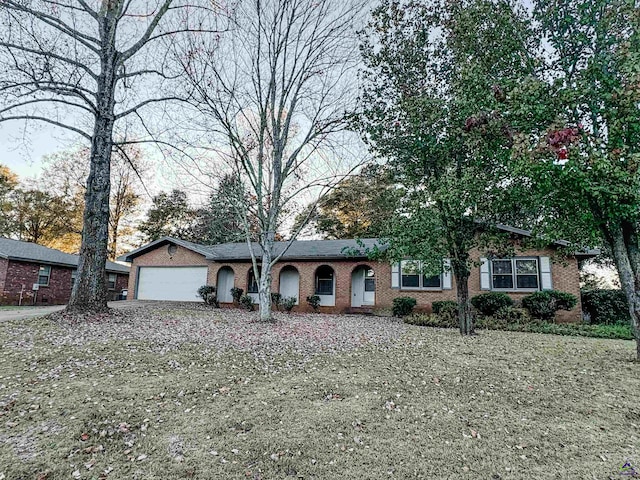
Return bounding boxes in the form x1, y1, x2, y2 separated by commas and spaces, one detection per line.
0, 122, 69, 179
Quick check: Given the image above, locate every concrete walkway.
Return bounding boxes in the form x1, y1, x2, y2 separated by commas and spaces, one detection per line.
0, 300, 141, 322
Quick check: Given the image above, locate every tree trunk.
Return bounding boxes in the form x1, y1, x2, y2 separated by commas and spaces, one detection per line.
608, 225, 640, 360
66, 13, 118, 314
257, 226, 277, 321
454, 270, 474, 335
258, 268, 273, 322
258, 242, 273, 322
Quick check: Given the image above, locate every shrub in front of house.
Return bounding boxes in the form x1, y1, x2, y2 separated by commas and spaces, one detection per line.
306, 295, 321, 312
392, 297, 417, 317
230, 287, 244, 304
476, 307, 532, 329
471, 292, 514, 316
405, 309, 632, 340
239, 294, 254, 311
522, 290, 577, 320
197, 285, 219, 307
271, 292, 283, 310
431, 300, 458, 318
405, 312, 457, 328
581, 289, 631, 325
282, 297, 297, 314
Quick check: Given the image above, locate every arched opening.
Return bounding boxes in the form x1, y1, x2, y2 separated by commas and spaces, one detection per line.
217, 266, 235, 303
351, 265, 375, 307
247, 266, 261, 303
279, 266, 300, 304
314, 265, 335, 306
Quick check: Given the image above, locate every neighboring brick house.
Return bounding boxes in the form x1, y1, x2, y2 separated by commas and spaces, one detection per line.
0, 237, 130, 306
121, 228, 597, 322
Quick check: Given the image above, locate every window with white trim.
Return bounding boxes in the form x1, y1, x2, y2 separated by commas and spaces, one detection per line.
108, 273, 117, 290
71, 269, 77, 287
38, 265, 51, 286
400, 260, 441, 290
491, 258, 539, 290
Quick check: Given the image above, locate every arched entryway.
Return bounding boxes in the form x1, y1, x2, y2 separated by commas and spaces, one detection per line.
247, 267, 261, 303
279, 266, 300, 304
217, 266, 235, 303
351, 265, 375, 307
314, 265, 336, 306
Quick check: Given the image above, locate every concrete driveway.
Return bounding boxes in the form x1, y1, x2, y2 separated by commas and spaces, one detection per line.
0, 300, 141, 322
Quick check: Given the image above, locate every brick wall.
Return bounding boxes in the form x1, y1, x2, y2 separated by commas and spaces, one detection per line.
0, 258, 7, 295
209, 260, 381, 313
1, 260, 73, 305
128, 243, 584, 322
107, 272, 130, 301
0, 259, 130, 306
127, 243, 208, 298
209, 250, 582, 321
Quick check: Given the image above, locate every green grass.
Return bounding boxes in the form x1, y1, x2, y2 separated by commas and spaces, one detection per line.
405, 314, 635, 340
0, 311, 638, 479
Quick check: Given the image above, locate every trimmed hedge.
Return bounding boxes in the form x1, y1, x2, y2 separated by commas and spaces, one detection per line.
471, 292, 514, 316
404, 313, 633, 340
392, 297, 417, 317
432, 300, 458, 316
522, 290, 577, 320
581, 289, 631, 325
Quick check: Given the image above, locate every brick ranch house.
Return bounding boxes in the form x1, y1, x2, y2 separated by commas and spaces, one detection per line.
121, 227, 597, 322
0, 237, 130, 306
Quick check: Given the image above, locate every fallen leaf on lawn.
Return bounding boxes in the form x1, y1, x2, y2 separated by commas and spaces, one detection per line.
80, 433, 90, 441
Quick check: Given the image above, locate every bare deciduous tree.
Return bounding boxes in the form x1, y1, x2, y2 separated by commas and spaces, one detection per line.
0, 0, 220, 313
176, 0, 367, 321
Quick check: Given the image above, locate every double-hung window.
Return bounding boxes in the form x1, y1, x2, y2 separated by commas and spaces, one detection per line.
108, 273, 117, 290
71, 269, 77, 287
38, 265, 51, 286
400, 260, 441, 290
491, 258, 539, 290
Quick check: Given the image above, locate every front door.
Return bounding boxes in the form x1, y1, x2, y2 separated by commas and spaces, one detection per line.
351, 267, 375, 307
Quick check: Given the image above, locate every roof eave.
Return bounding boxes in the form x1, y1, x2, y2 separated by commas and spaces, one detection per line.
5, 255, 129, 273
119, 236, 209, 262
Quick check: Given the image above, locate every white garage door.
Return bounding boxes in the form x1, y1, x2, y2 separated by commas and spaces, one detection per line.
137, 266, 208, 301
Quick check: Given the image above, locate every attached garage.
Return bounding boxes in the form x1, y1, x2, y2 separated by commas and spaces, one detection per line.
136, 266, 208, 301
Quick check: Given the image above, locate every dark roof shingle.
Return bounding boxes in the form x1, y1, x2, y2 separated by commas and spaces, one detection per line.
0, 237, 130, 273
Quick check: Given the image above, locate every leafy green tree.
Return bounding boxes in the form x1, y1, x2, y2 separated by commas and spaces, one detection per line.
40, 145, 147, 258
0, 164, 18, 236
507, 0, 640, 357
294, 165, 401, 239
139, 190, 200, 243
10, 189, 79, 246
194, 174, 259, 245
358, 0, 536, 334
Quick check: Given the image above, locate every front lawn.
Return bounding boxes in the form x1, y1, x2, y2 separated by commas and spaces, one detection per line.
0, 304, 638, 479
